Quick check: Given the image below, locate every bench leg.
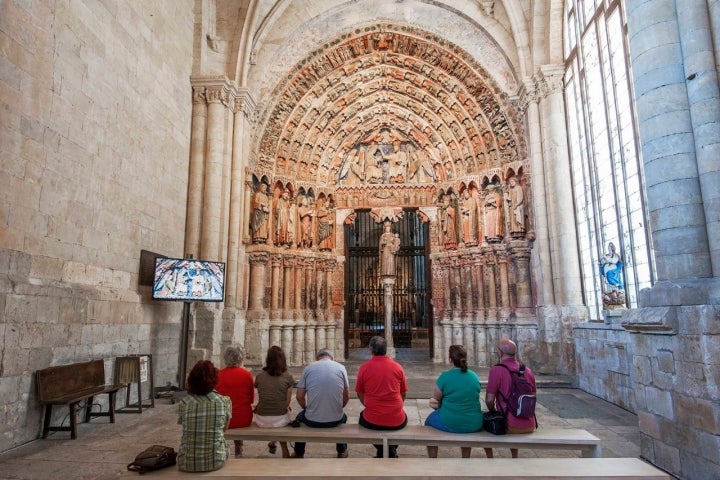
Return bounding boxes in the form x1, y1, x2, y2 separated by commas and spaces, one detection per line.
84, 396, 95, 423
42, 405, 53, 439
69, 403, 78, 439
583, 445, 601, 458
108, 392, 116, 423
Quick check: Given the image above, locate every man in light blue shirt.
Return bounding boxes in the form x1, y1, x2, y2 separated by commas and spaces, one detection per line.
292, 348, 350, 458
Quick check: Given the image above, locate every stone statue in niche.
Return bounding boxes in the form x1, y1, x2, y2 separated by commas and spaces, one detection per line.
251, 182, 271, 244
505, 176, 525, 236
460, 189, 479, 247
316, 197, 335, 251
600, 242, 626, 308
483, 186, 503, 242
379, 221, 401, 277
274, 189, 294, 247
297, 195, 315, 249
440, 194, 458, 249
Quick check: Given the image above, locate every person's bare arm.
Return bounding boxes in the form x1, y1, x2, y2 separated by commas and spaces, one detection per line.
296, 387, 307, 409
342, 387, 349, 407
432, 385, 443, 402
285, 386, 294, 412
485, 392, 497, 412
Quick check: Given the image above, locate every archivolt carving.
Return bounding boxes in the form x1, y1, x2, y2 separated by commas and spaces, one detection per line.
252, 25, 526, 188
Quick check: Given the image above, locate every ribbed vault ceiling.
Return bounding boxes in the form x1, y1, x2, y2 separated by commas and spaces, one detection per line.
254, 25, 526, 189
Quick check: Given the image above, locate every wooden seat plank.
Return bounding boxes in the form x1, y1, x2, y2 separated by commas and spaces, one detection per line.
120, 457, 670, 479
226, 424, 601, 458
388, 425, 601, 458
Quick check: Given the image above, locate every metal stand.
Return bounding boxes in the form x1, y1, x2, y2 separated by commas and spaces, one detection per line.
114, 354, 154, 413
170, 301, 191, 404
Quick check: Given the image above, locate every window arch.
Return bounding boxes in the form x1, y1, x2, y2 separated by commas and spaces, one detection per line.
563, 0, 654, 319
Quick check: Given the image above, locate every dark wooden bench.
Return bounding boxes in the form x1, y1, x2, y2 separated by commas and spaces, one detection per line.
118, 457, 671, 478
36, 359, 123, 439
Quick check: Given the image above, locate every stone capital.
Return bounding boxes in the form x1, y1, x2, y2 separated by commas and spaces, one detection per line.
248, 251, 270, 265
534, 65, 565, 98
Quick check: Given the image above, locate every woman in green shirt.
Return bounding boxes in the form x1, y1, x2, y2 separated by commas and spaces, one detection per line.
425, 345, 483, 458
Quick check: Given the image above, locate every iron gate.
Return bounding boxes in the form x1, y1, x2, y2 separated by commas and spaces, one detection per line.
344, 209, 431, 351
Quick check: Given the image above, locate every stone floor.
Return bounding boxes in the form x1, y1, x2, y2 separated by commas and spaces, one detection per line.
0, 354, 647, 479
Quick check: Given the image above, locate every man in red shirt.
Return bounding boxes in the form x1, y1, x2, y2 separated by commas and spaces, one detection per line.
355, 336, 408, 458
484, 338, 537, 458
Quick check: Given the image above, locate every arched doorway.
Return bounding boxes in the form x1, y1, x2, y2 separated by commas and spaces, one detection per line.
344, 209, 432, 358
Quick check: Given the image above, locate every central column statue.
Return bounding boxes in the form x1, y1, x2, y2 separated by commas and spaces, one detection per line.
379, 220, 401, 357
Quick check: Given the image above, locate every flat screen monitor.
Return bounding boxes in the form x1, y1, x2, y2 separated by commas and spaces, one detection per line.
152, 257, 225, 302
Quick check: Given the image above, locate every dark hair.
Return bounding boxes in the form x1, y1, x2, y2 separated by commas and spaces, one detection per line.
369, 336, 387, 356
263, 345, 287, 376
449, 345, 468, 373
186, 360, 219, 395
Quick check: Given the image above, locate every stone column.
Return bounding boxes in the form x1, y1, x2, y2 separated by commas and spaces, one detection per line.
382, 277, 396, 358
243, 177, 253, 243
482, 247, 498, 322
245, 251, 269, 364
270, 255, 282, 314
510, 241, 533, 312
626, 0, 712, 281
247, 252, 268, 311
451, 257, 462, 313
304, 259, 315, 316
536, 66, 584, 305
522, 82, 554, 305
304, 325, 316, 364
292, 325, 304, 366
472, 257, 485, 324
281, 325, 293, 361
268, 255, 283, 349
621, 3, 720, 478
432, 260, 448, 363
226, 92, 254, 309
269, 324, 281, 350
283, 257, 294, 320
200, 83, 230, 261
185, 86, 207, 258
496, 245, 510, 321
294, 259, 304, 314
677, 0, 720, 275
314, 322, 325, 352
442, 261, 452, 322
461, 255, 475, 364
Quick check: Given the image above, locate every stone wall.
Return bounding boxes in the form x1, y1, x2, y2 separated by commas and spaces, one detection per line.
622, 300, 720, 480
573, 320, 635, 412
0, 1, 194, 451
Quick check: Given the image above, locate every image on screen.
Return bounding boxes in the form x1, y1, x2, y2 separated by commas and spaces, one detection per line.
152, 257, 225, 302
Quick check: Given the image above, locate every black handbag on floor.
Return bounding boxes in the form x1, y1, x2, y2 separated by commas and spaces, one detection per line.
483, 410, 507, 435
127, 445, 177, 474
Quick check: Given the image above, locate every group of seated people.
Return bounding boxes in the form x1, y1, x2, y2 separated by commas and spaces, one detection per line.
176, 336, 536, 473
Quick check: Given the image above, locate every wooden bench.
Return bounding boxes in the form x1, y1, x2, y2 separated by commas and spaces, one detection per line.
36, 359, 123, 439
119, 457, 671, 478
225, 424, 601, 458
